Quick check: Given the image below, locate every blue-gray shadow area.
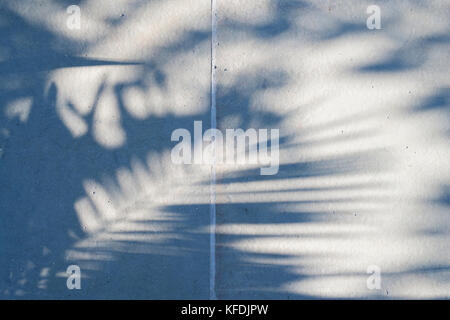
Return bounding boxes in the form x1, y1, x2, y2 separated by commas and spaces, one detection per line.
0, 55, 142, 75
414, 87, 450, 113
437, 185, 450, 207
0, 3, 213, 299
0, 81, 214, 298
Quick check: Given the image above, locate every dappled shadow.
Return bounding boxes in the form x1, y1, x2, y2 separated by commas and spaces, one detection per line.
0, 0, 211, 298
1, 0, 449, 299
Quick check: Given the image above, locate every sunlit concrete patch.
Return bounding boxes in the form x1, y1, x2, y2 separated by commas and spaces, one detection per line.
5, 97, 32, 122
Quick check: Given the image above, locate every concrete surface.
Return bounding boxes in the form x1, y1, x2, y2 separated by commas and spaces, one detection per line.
0, 0, 449, 299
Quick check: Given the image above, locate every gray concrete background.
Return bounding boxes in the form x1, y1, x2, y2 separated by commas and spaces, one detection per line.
0, 0, 449, 299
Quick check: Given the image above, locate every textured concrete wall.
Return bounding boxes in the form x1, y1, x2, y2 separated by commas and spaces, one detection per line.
0, 0, 449, 299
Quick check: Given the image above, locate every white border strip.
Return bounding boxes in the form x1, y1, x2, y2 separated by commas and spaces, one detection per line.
209, 0, 218, 300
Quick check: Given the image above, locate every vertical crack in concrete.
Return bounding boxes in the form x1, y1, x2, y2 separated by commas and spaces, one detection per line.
209, 0, 218, 300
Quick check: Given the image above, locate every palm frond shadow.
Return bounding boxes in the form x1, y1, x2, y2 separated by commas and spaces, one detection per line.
1, 0, 448, 299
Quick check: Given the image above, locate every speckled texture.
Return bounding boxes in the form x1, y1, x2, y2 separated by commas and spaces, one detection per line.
0, 0, 449, 299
